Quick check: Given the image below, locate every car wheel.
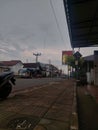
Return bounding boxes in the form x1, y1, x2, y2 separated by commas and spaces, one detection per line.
0, 82, 12, 100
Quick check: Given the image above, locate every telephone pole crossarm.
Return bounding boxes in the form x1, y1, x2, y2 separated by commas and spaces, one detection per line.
33, 53, 41, 63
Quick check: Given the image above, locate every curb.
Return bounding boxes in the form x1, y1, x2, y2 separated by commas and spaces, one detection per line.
70, 83, 79, 130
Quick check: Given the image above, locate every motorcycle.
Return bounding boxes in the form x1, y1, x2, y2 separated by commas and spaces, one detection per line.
0, 71, 16, 100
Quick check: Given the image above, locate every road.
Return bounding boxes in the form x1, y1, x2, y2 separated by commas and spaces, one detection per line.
12, 77, 63, 92
0, 79, 75, 130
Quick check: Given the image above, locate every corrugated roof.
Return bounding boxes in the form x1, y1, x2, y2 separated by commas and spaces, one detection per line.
0, 60, 22, 66
63, 0, 98, 48
23, 63, 40, 68
83, 55, 94, 61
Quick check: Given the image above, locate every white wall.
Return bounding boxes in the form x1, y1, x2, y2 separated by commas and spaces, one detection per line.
10, 62, 23, 75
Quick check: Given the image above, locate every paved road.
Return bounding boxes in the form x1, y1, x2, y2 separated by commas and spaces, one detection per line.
13, 77, 63, 92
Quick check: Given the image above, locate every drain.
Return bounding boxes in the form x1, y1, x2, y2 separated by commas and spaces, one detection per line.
7, 116, 40, 130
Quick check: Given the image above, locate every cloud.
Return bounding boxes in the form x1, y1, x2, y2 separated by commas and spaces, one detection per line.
1, 0, 97, 70
0, 48, 7, 53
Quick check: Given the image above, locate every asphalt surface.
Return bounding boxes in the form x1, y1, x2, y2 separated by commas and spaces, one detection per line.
0, 79, 76, 130
13, 78, 63, 92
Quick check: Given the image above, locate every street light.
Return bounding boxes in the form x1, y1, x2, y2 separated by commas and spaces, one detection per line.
33, 53, 41, 63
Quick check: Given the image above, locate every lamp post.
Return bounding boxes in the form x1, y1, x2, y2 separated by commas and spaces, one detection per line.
33, 53, 41, 63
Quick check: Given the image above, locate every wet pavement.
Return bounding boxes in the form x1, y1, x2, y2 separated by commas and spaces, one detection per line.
0, 79, 77, 130
77, 86, 98, 130
87, 84, 98, 103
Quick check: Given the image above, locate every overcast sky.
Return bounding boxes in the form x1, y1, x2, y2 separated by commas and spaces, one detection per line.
0, 0, 98, 71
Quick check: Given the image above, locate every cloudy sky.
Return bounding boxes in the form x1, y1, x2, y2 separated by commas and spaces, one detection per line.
0, 0, 98, 70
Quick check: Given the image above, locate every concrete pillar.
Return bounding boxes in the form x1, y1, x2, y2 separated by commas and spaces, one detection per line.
94, 51, 98, 86
91, 69, 94, 84
86, 72, 91, 84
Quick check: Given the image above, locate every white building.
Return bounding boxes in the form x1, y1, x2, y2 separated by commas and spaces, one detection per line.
0, 60, 23, 75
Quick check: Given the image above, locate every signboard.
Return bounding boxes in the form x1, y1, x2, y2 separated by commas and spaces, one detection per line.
62, 51, 73, 65
73, 51, 82, 60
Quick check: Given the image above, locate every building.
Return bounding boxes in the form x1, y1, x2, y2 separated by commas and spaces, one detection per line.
0, 63, 7, 74
23, 62, 46, 77
83, 55, 94, 84
23, 62, 59, 77
0, 60, 23, 75
63, 1, 98, 85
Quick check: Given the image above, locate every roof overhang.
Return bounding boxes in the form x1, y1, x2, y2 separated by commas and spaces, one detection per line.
63, 0, 98, 48
83, 55, 94, 61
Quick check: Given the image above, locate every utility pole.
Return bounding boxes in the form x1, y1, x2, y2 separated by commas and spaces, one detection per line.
49, 59, 52, 77
33, 53, 41, 63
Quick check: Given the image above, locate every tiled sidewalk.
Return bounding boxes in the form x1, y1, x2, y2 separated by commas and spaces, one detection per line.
0, 79, 78, 130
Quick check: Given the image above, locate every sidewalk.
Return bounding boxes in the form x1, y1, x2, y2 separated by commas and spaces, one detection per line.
87, 84, 98, 103
77, 85, 98, 130
0, 79, 78, 130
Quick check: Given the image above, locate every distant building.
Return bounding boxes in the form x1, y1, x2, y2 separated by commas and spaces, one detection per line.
23, 62, 46, 77
0, 60, 23, 75
23, 62, 59, 77
0, 63, 7, 74
45, 64, 59, 77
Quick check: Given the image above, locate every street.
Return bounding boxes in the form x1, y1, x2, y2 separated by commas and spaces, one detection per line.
0, 79, 76, 130
12, 77, 64, 92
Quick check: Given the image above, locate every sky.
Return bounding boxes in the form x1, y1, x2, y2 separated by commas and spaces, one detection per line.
0, 0, 98, 72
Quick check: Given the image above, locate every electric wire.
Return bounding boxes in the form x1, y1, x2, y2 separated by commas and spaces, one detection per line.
49, 0, 64, 43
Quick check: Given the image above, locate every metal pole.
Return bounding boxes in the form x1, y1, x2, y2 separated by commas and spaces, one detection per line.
33, 53, 41, 63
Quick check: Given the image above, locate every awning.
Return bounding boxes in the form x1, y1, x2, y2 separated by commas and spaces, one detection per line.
83, 55, 94, 61
63, 0, 98, 48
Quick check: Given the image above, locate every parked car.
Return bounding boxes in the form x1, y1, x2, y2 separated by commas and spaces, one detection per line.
18, 68, 42, 78
18, 68, 32, 78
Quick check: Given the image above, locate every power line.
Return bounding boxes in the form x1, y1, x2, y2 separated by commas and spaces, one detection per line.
49, 0, 64, 43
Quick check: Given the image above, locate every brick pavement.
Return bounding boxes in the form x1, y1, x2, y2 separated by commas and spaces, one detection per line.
0, 79, 78, 130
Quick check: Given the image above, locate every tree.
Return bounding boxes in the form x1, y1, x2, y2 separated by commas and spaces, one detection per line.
67, 55, 75, 68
